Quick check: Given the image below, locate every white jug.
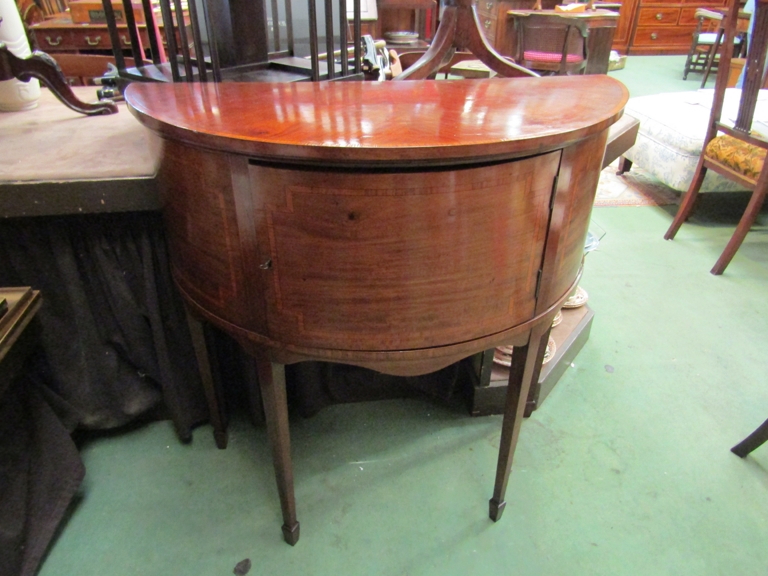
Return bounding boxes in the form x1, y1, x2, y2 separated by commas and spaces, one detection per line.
0, 0, 41, 111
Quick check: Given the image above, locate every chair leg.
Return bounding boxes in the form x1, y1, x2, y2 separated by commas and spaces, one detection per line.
489, 324, 549, 522
731, 417, 768, 457
252, 350, 300, 545
700, 28, 724, 88
710, 186, 768, 275
664, 159, 707, 240
616, 156, 632, 175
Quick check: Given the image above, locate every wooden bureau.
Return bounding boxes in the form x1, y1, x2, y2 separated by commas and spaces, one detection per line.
623, 0, 728, 55
29, 14, 187, 55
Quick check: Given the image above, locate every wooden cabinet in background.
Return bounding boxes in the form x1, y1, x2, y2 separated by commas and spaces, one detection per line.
625, 0, 728, 55
611, 0, 638, 53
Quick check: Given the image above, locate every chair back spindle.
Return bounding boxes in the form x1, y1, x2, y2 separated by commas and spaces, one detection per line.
102, 0, 363, 83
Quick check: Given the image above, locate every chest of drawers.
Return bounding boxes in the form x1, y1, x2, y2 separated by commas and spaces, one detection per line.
628, 0, 727, 55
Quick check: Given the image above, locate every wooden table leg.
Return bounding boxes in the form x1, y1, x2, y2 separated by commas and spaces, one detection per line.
253, 350, 300, 545
489, 324, 550, 521
185, 309, 228, 449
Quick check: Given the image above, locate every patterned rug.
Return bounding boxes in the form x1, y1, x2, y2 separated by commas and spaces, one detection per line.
594, 160, 681, 207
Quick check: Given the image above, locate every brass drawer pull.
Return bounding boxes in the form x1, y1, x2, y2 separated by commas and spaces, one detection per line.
85, 35, 102, 46
486, 1, 494, 8
650, 32, 658, 40
655, 12, 663, 20
484, 18, 492, 29
45, 35, 62, 46
121, 35, 131, 46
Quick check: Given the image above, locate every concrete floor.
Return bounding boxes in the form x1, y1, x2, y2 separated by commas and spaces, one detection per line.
38, 57, 768, 575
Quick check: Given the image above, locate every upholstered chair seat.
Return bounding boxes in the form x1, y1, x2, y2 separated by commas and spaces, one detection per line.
704, 134, 767, 181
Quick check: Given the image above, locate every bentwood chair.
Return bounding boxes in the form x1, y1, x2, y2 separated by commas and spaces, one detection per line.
664, 0, 768, 275
512, 12, 589, 75
731, 417, 768, 456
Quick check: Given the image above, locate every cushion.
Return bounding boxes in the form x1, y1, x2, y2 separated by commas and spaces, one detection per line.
696, 32, 719, 44
704, 134, 766, 180
623, 89, 768, 192
523, 50, 583, 63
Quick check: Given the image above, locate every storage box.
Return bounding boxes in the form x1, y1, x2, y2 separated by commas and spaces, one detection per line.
69, 0, 146, 24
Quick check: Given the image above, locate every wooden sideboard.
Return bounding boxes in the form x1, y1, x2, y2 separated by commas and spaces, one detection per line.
619, 0, 728, 55
125, 76, 628, 545
29, 15, 173, 53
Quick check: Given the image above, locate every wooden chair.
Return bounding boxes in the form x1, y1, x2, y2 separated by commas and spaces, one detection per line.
698, 8, 751, 87
683, 9, 726, 80
731, 417, 768, 457
512, 12, 590, 75
102, 0, 366, 84
664, 0, 768, 275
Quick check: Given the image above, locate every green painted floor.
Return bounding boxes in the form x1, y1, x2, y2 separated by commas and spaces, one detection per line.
38, 57, 768, 575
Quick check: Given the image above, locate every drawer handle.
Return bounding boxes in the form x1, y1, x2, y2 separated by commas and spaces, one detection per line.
45, 35, 62, 46
121, 35, 131, 46
85, 35, 102, 46
650, 32, 658, 40
484, 18, 492, 29
655, 12, 663, 20
486, 1, 493, 8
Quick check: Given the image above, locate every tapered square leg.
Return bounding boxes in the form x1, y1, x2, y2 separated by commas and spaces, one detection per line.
252, 350, 300, 545
489, 325, 550, 522
186, 309, 228, 449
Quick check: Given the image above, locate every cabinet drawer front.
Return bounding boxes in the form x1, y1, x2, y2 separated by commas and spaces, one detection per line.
637, 7, 681, 26
682, 0, 726, 5
479, 15, 497, 39
116, 30, 153, 50
679, 7, 703, 25
33, 30, 75, 50
476, 0, 497, 17
633, 25, 695, 46
70, 27, 113, 49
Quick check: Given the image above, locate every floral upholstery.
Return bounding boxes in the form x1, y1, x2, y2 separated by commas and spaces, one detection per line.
623, 89, 768, 192
704, 134, 766, 181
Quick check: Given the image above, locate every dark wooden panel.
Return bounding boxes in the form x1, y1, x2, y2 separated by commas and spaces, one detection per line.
248, 154, 558, 350
159, 140, 256, 328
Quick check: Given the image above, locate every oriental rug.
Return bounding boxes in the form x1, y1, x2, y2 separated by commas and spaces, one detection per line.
594, 160, 680, 207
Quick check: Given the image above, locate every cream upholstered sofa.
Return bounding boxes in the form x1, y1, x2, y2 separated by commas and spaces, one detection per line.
621, 88, 768, 193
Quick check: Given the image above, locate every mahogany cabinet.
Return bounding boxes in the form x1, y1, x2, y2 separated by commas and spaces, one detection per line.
125, 76, 628, 545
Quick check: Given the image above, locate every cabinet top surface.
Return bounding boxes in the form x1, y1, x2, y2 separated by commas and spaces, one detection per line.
125, 77, 628, 165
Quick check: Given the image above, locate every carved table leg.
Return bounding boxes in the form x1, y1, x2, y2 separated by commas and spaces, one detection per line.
489, 324, 551, 522
0, 44, 118, 115
253, 350, 300, 545
185, 309, 228, 449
